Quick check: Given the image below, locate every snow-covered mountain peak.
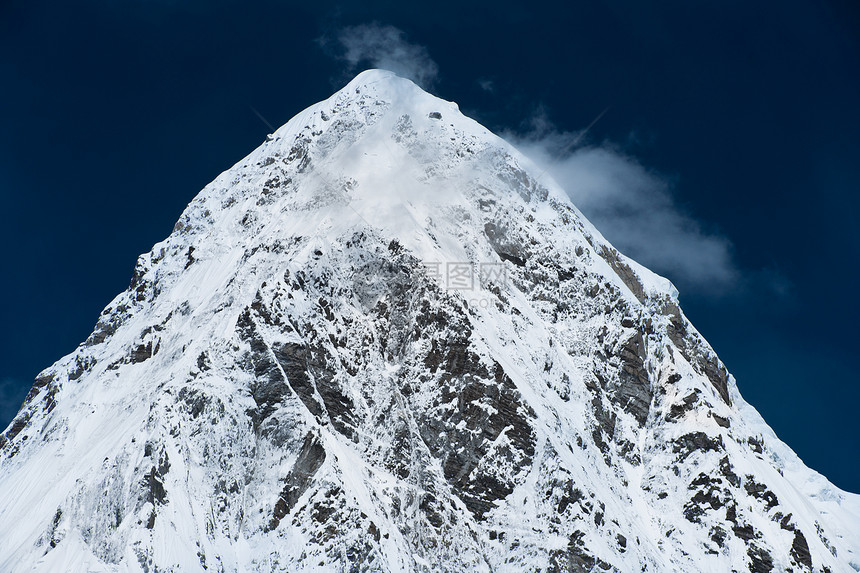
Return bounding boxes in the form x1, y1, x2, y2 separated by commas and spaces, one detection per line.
176, 69, 671, 310
1, 71, 858, 573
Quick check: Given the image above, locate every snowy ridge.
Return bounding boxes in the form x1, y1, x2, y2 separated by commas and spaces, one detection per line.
1, 70, 858, 572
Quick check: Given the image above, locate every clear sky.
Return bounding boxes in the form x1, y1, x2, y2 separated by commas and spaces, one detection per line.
1, 0, 858, 491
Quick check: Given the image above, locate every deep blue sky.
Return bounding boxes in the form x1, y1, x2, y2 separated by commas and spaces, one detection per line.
1, 1, 858, 491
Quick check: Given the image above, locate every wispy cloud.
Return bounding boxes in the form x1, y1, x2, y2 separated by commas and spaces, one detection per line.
324, 23, 439, 88
477, 78, 495, 93
509, 120, 739, 293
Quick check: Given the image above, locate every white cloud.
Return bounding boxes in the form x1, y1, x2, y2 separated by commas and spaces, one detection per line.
331, 23, 439, 88
509, 126, 739, 293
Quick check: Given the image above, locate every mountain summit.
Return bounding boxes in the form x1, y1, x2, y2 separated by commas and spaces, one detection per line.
2, 70, 858, 572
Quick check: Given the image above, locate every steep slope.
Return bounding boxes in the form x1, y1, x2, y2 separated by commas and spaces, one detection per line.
1, 69, 858, 573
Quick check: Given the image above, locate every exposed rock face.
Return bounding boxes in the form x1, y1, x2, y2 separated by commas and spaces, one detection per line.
1, 70, 858, 573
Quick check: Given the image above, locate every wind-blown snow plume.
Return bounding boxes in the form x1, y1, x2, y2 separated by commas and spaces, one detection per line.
510, 127, 738, 292
330, 23, 439, 88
